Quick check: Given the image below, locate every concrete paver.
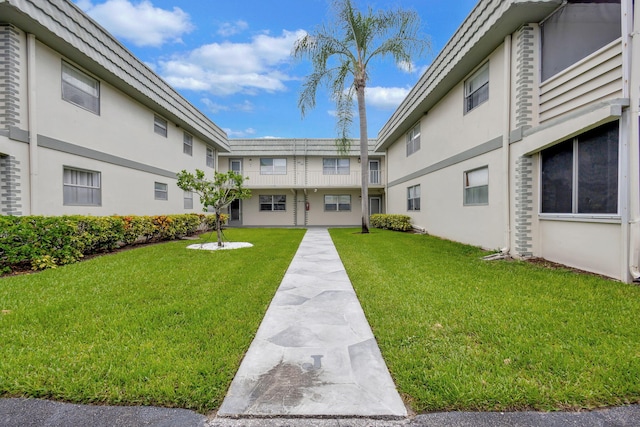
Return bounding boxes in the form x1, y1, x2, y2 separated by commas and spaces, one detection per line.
218, 228, 406, 418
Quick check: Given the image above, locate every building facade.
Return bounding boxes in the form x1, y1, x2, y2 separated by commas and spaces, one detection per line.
218, 139, 385, 227
0, 0, 229, 217
2, 0, 640, 282
377, 0, 640, 282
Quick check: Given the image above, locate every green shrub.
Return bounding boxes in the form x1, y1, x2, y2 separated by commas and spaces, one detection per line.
0, 214, 213, 274
370, 214, 412, 231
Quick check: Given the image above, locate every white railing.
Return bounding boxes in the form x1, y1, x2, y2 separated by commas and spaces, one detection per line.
239, 168, 385, 188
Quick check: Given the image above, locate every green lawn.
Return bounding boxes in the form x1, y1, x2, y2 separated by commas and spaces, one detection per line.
330, 228, 640, 412
0, 228, 305, 413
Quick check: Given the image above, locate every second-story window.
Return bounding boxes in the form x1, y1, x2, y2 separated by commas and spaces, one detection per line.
61, 61, 100, 114
183, 132, 193, 156
206, 147, 214, 168
406, 124, 420, 156
154, 115, 167, 137
260, 158, 286, 175
323, 158, 350, 175
464, 62, 489, 113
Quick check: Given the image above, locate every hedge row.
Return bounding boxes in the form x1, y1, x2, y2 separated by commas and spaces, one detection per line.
0, 213, 226, 274
370, 214, 413, 232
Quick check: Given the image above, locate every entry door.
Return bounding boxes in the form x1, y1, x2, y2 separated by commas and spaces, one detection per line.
369, 160, 380, 184
230, 199, 241, 224
230, 159, 242, 173
369, 197, 382, 216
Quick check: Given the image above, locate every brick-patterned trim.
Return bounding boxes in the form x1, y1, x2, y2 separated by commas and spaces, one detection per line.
0, 155, 22, 215
0, 24, 21, 129
515, 25, 535, 131
514, 155, 533, 257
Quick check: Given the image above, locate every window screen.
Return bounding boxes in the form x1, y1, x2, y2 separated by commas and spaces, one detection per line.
541, 1, 621, 81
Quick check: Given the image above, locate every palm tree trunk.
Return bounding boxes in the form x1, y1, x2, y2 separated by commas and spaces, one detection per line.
356, 79, 370, 234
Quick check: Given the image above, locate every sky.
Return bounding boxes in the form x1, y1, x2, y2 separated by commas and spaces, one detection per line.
74, 0, 478, 140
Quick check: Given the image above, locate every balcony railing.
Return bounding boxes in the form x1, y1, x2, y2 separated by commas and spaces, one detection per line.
239, 168, 385, 188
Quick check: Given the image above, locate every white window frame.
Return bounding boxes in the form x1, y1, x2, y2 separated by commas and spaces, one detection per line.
206, 147, 215, 168
323, 158, 350, 175
464, 62, 489, 113
154, 115, 168, 137
260, 158, 287, 175
63, 167, 101, 206
259, 195, 286, 211
540, 121, 619, 216
369, 159, 381, 184
324, 195, 351, 212
407, 185, 420, 211
230, 159, 242, 173
61, 61, 100, 114
183, 132, 193, 156
464, 166, 489, 206
184, 190, 193, 209
406, 124, 421, 156
155, 182, 168, 200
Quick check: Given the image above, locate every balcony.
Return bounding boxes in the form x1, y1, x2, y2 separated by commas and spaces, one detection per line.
239, 168, 385, 189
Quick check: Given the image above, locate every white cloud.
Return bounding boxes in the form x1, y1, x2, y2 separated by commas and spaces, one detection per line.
77, 0, 193, 47
260, 136, 282, 139
224, 127, 257, 138
158, 29, 306, 96
200, 98, 229, 114
217, 20, 249, 37
398, 60, 415, 73
365, 86, 410, 110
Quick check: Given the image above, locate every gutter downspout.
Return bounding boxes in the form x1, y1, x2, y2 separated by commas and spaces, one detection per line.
502, 34, 512, 256
628, 0, 640, 281
27, 33, 38, 215
484, 34, 513, 262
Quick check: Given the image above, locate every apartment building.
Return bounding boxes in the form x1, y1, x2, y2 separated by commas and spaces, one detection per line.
218, 139, 385, 227
376, 0, 640, 282
0, 0, 229, 216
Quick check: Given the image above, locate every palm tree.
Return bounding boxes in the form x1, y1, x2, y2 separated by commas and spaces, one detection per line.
293, 0, 427, 233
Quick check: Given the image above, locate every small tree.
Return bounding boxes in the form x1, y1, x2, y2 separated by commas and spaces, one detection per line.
176, 169, 251, 247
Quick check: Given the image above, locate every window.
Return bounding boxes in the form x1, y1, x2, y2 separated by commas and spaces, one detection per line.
464, 62, 489, 113
184, 190, 193, 209
260, 158, 286, 175
154, 115, 167, 137
61, 62, 100, 114
407, 185, 420, 211
155, 182, 168, 200
369, 160, 380, 184
323, 158, 350, 175
206, 147, 215, 168
541, 121, 619, 214
464, 167, 489, 205
183, 133, 193, 156
63, 167, 101, 206
230, 159, 242, 173
406, 124, 421, 156
259, 195, 286, 211
325, 195, 351, 212
541, 1, 621, 81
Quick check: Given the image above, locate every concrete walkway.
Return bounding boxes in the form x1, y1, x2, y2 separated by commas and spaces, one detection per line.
218, 228, 406, 418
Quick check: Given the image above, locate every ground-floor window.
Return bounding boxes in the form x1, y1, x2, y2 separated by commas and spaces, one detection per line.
407, 185, 420, 211
63, 167, 101, 206
184, 190, 193, 209
260, 195, 286, 211
154, 182, 168, 200
464, 166, 489, 205
325, 195, 351, 211
541, 120, 619, 214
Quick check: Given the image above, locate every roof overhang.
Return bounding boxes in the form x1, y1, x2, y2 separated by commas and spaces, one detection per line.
0, 0, 230, 152
375, 0, 563, 152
